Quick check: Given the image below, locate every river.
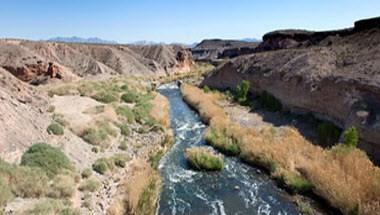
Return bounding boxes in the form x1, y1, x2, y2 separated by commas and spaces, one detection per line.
156, 83, 299, 215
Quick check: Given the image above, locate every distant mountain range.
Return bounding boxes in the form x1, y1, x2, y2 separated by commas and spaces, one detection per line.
47, 36, 118, 44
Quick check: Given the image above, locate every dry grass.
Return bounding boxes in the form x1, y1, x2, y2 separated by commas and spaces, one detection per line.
181, 84, 380, 215
107, 160, 160, 215
149, 93, 170, 128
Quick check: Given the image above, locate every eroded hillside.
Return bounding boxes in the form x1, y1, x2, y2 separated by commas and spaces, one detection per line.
202, 16, 380, 163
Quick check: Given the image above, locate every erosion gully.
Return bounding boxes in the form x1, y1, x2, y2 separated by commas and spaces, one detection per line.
156, 83, 299, 215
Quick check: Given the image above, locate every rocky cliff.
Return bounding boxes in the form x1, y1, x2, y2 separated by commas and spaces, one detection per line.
0, 40, 193, 84
202, 16, 380, 163
192, 39, 259, 64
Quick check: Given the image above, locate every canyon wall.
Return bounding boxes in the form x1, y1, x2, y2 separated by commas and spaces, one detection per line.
202, 17, 380, 163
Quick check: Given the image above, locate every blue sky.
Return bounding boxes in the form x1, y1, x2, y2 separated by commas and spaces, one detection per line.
0, 0, 379, 43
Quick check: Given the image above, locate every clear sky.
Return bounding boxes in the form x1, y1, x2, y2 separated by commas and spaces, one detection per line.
0, 0, 379, 44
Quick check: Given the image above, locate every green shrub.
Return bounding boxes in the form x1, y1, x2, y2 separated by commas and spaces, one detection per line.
79, 179, 100, 192
185, 147, 223, 171
112, 154, 128, 168
119, 141, 128, 151
116, 106, 135, 123
203, 85, 210, 93
235, 80, 250, 105
92, 91, 118, 103
81, 122, 116, 146
277, 173, 313, 194
258, 91, 282, 112
81, 168, 93, 179
120, 124, 130, 136
47, 123, 64, 135
92, 158, 110, 175
204, 128, 240, 156
317, 122, 342, 146
21, 143, 73, 178
121, 91, 139, 103
91, 147, 99, 153
343, 127, 359, 148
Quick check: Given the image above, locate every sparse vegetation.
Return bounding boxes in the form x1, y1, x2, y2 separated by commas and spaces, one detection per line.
149, 150, 165, 169
204, 128, 240, 156
343, 127, 359, 148
23, 199, 79, 215
81, 121, 117, 146
48, 174, 76, 198
92, 91, 119, 103
92, 158, 111, 175
121, 90, 139, 103
119, 123, 130, 136
116, 105, 135, 123
81, 168, 93, 179
92, 154, 129, 175
21, 143, 73, 178
185, 147, 223, 171
119, 140, 128, 151
79, 179, 100, 192
235, 80, 250, 105
47, 123, 64, 135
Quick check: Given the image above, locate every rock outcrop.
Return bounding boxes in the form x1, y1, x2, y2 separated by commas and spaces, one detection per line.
202, 16, 380, 163
192, 39, 259, 64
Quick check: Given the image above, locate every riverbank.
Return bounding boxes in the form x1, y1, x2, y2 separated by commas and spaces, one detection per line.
181, 83, 380, 215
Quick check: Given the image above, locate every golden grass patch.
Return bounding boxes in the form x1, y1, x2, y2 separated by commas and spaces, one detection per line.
180, 83, 380, 215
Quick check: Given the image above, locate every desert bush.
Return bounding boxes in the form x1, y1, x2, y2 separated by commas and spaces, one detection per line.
204, 128, 240, 156
0, 178, 13, 206
24, 199, 79, 215
258, 91, 282, 112
119, 141, 128, 151
47, 123, 64, 135
119, 124, 130, 136
79, 179, 100, 192
49, 174, 76, 198
317, 122, 341, 146
21, 143, 73, 178
116, 106, 135, 123
185, 147, 223, 171
203, 85, 210, 93
121, 90, 139, 103
343, 127, 359, 148
81, 168, 93, 179
92, 158, 111, 175
92, 154, 128, 174
81, 121, 116, 146
92, 91, 118, 103
235, 80, 250, 105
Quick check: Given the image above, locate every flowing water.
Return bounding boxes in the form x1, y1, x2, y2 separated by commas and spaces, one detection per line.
157, 83, 299, 215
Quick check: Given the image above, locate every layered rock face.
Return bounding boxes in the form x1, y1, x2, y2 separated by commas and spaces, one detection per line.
202, 17, 380, 163
192, 39, 259, 64
0, 40, 193, 84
